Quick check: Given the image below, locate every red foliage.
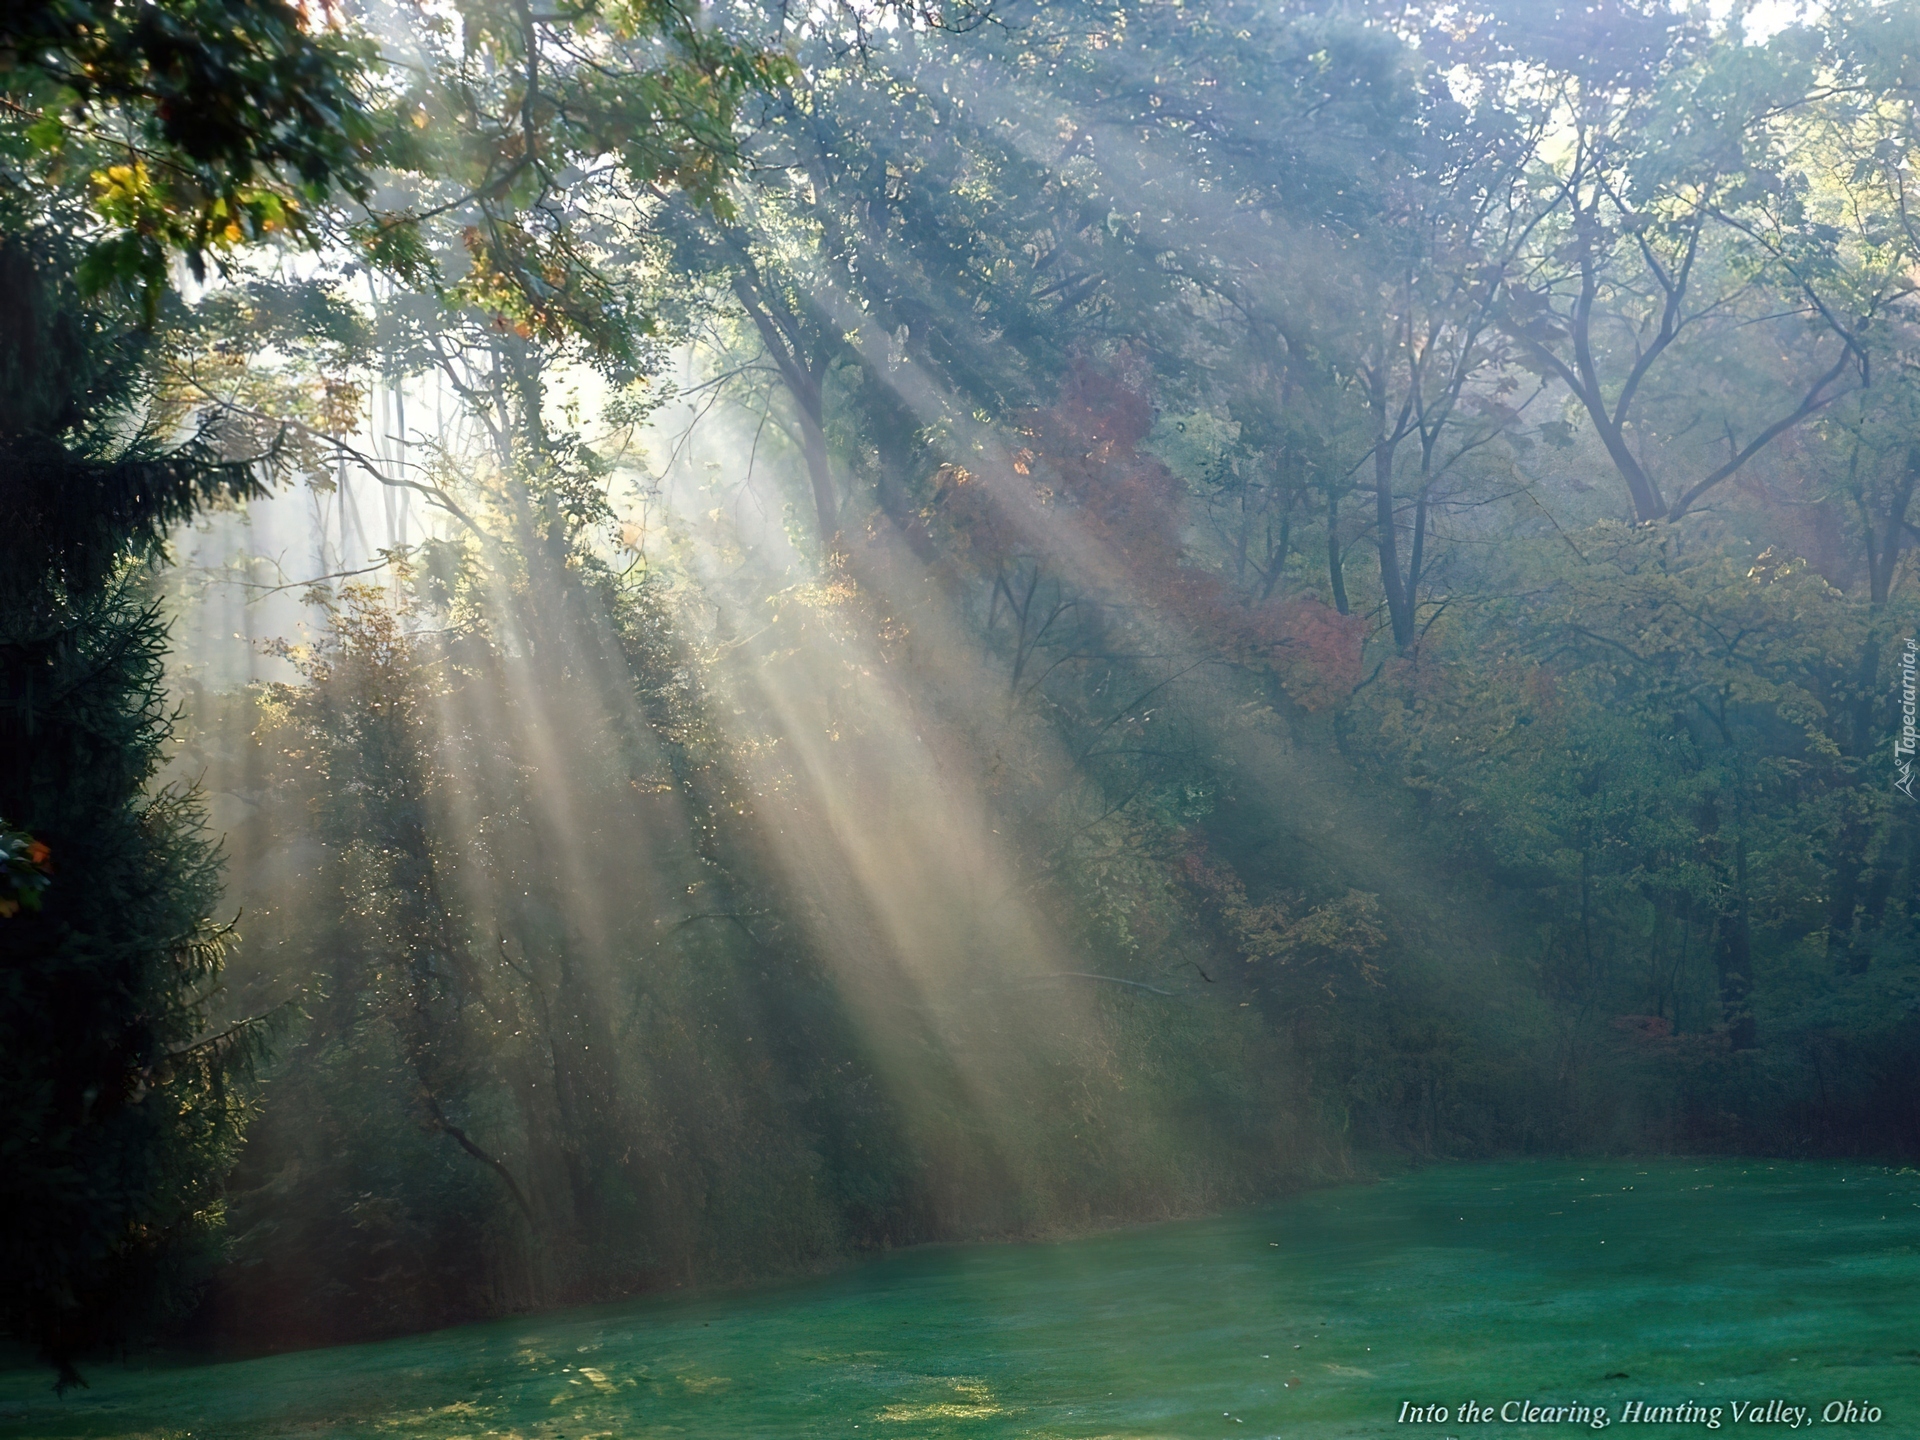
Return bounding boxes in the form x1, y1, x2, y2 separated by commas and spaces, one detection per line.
1524, 663, 1564, 718
1268, 597, 1368, 711
929, 355, 1361, 706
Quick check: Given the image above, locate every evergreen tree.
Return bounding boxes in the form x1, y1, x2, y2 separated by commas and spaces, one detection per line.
0, 0, 375, 1384
0, 227, 273, 1388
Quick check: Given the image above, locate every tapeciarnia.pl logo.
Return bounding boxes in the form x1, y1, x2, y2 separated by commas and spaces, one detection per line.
1897, 637, 1917, 799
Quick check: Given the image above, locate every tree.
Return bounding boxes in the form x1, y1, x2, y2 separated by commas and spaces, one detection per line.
1474, 0, 1886, 523
0, 0, 788, 1383
0, 0, 380, 1385
0, 228, 287, 1389
0, 0, 376, 301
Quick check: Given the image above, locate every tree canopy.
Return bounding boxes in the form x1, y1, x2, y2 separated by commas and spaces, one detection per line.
9, 0, 1920, 1381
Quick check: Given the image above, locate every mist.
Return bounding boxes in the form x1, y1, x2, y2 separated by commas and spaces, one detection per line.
3, 0, 1919, 1428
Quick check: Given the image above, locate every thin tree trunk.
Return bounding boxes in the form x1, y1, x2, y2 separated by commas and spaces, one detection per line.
421, 1090, 538, 1225
799, 403, 838, 542
1326, 482, 1349, 615
1371, 369, 1414, 647
1714, 838, 1757, 1050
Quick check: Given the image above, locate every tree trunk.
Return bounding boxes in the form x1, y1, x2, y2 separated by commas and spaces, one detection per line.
1714, 838, 1758, 1049
1326, 481, 1349, 615
1825, 813, 1864, 974
731, 273, 839, 546
1865, 452, 1916, 608
1371, 369, 1414, 648
799, 401, 838, 543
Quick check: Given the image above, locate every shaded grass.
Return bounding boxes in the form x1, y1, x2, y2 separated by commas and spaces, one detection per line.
3, 1158, 1917, 1439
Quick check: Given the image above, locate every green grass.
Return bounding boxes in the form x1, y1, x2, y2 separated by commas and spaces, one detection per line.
3, 1158, 1916, 1439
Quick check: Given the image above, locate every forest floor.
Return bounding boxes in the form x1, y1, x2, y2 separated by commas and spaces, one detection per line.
1, 1157, 1915, 1439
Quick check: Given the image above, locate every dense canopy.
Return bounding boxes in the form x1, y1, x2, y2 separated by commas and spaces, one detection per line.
4, 0, 1920, 1382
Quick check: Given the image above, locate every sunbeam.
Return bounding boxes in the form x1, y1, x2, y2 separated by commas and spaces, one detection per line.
4, 0, 1916, 1426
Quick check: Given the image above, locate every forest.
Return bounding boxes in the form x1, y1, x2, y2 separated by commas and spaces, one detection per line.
3, 0, 1920, 1400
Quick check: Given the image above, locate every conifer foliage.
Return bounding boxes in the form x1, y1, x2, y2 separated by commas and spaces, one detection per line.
0, 232, 269, 1390
0, 0, 373, 1385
